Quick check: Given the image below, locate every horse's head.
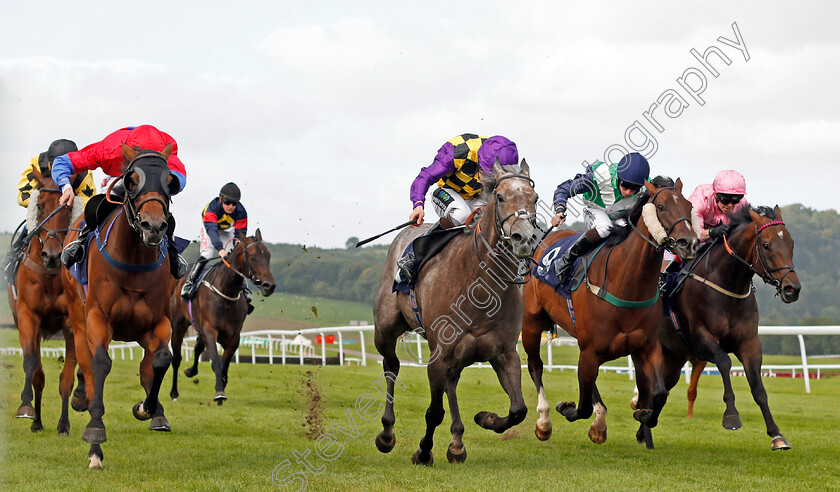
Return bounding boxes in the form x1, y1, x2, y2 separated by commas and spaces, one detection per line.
121, 143, 178, 248
641, 176, 700, 261
480, 158, 539, 259
749, 206, 800, 303
28, 165, 74, 269
236, 229, 276, 296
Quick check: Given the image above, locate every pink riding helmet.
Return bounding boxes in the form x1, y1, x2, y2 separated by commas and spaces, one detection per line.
712, 170, 747, 195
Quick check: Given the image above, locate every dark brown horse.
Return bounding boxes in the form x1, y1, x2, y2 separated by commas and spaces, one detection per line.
374, 160, 538, 465
170, 231, 276, 403
657, 205, 800, 450
61, 144, 180, 469
522, 177, 699, 449
8, 166, 83, 434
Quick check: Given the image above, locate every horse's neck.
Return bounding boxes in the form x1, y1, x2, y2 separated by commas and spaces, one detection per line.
702, 225, 756, 288
609, 217, 664, 287
213, 249, 244, 292
462, 207, 520, 293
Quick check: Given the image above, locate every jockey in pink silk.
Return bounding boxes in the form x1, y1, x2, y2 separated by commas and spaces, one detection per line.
688, 170, 748, 242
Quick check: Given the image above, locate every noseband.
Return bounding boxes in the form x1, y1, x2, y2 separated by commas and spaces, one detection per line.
110, 151, 172, 236
632, 186, 694, 252
25, 188, 69, 251
723, 220, 796, 295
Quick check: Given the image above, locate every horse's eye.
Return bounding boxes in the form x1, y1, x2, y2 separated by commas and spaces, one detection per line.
497, 195, 505, 203
762, 242, 770, 250
657, 204, 664, 211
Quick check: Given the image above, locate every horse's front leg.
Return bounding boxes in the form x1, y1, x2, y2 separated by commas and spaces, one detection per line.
57, 325, 78, 435
557, 347, 600, 422
588, 384, 608, 444
737, 338, 790, 450
631, 341, 667, 450
200, 329, 227, 403
476, 349, 527, 433
522, 316, 553, 441
184, 333, 205, 378
14, 308, 40, 423
412, 360, 446, 466
83, 310, 114, 469
133, 318, 172, 432
696, 330, 741, 430
215, 337, 240, 405
169, 316, 188, 401
444, 368, 467, 463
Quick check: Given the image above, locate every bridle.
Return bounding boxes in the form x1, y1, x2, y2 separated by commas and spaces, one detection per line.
630, 186, 694, 252
473, 173, 538, 285
24, 187, 69, 255
221, 238, 268, 286
723, 219, 796, 295
106, 151, 172, 236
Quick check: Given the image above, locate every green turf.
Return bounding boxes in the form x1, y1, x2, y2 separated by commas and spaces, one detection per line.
1, 349, 838, 491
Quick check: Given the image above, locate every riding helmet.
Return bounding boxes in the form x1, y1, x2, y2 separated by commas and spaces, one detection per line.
712, 170, 747, 195
477, 136, 519, 173
46, 139, 78, 165
220, 182, 241, 203
616, 152, 650, 186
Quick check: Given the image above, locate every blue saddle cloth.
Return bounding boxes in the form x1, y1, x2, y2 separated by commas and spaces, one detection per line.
532, 232, 587, 299
67, 218, 191, 287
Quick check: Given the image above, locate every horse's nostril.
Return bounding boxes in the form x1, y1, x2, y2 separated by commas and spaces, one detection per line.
140, 221, 152, 231
511, 233, 523, 243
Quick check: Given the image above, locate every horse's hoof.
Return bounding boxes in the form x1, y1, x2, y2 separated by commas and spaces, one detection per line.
171, 396, 178, 402
132, 402, 152, 421
30, 421, 44, 433
184, 367, 198, 377
534, 424, 552, 441
556, 401, 576, 419
588, 426, 606, 444
150, 416, 171, 432
722, 413, 742, 430
375, 431, 396, 453
411, 449, 433, 466
15, 404, 35, 419
57, 421, 71, 436
214, 391, 227, 404
71, 396, 88, 413
82, 427, 107, 444
446, 442, 467, 464
474, 411, 497, 430
771, 435, 791, 450
88, 454, 103, 470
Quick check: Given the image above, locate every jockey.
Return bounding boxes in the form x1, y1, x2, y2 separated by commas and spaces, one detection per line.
54, 125, 188, 278
408, 133, 519, 229
688, 170, 748, 242
181, 183, 252, 311
550, 152, 651, 282
2, 139, 96, 280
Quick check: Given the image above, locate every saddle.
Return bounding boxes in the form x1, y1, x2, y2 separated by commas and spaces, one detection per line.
392, 224, 465, 294
532, 232, 594, 299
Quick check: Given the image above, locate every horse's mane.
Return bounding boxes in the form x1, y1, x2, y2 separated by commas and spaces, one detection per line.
603, 175, 674, 247
726, 204, 776, 234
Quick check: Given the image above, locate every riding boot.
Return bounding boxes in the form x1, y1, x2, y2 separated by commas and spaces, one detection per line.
61, 225, 90, 268
554, 229, 602, 284
397, 250, 416, 284
180, 257, 209, 299
242, 281, 254, 314
438, 216, 456, 230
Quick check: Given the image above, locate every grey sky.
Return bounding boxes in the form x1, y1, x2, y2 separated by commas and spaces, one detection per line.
2, 1, 837, 248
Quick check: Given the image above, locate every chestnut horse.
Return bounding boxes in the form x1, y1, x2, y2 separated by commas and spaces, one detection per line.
8, 166, 82, 434
61, 144, 180, 469
657, 205, 800, 450
170, 230, 276, 403
374, 160, 538, 465
522, 177, 699, 449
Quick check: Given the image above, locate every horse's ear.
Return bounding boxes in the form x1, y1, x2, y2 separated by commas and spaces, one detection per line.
161, 143, 172, 161
255, 228, 262, 241
644, 180, 656, 194
492, 157, 504, 177
122, 142, 137, 162
774, 205, 783, 221
31, 163, 46, 188
519, 158, 530, 177
675, 177, 683, 193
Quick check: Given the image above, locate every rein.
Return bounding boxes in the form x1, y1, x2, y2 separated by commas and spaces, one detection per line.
20, 188, 69, 273
722, 220, 795, 295
629, 186, 693, 252
220, 239, 266, 285
106, 152, 172, 236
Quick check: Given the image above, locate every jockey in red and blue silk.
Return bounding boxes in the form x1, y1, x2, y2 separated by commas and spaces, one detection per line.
53, 125, 186, 207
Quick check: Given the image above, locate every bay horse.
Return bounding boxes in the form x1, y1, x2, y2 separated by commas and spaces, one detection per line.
521, 177, 699, 449
170, 230, 276, 403
656, 205, 800, 450
8, 165, 83, 434
61, 144, 180, 469
374, 160, 538, 465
